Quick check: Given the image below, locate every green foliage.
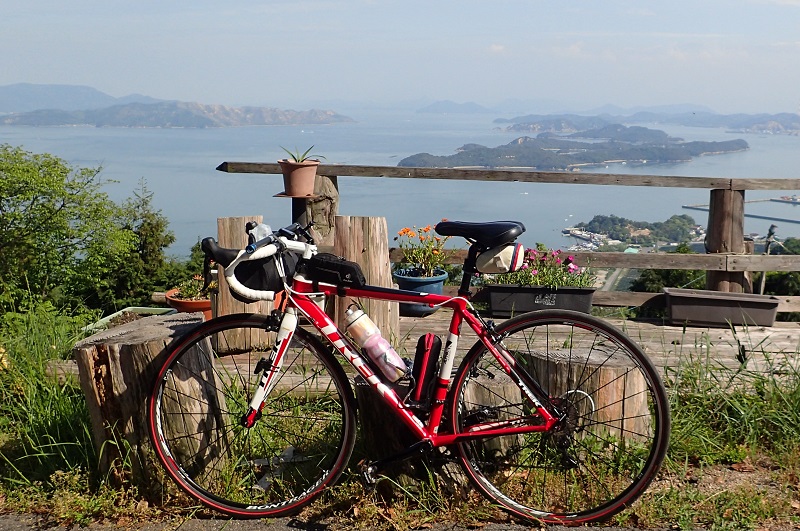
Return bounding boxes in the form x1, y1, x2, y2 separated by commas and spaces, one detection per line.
69, 179, 180, 312
0, 144, 134, 311
629, 242, 705, 293
280, 145, 325, 162
0, 299, 97, 487
763, 237, 800, 321
666, 342, 800, 464
0, 145, 197, 314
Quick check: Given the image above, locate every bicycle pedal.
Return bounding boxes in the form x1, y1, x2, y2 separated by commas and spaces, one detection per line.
357, 459, 378, 490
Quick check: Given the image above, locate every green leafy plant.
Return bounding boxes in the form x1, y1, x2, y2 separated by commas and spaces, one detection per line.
394, 223, 454, 277
280, 145, 325, 163
170, 275, 216, 300
489, 244, 595, 288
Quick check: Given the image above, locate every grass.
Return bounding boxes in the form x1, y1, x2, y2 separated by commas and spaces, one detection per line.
2, 302, 800, 529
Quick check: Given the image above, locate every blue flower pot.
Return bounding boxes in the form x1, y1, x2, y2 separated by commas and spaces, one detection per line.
393, 268, 448, 317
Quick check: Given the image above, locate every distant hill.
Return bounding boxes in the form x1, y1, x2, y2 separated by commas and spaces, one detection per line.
0, 84, 354, 128
0, 83, 160, 113
1, 101, 355, 128
499, 111, 800, 135
417, 100, 495, 114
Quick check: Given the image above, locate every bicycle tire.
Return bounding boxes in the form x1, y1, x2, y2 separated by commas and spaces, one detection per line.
450, 309, 669, 525
148, 313, 357, 518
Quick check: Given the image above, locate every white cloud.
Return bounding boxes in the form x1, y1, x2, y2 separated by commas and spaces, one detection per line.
488, 44, 506, 54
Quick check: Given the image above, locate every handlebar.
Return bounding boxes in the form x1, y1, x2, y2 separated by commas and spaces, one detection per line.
201, 222, 316, 303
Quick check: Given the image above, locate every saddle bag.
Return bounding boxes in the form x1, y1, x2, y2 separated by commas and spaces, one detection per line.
475, 242, 525, 274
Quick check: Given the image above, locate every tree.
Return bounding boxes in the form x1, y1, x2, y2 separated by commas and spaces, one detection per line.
70, 179, 179, 311
629, 243, 705, 293
0, 144, 134, 310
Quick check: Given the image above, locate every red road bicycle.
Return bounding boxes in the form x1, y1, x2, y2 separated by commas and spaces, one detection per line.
147, 220, 669, 525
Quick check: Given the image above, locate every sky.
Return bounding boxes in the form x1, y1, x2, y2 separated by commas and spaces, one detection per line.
3, 0, 800, 114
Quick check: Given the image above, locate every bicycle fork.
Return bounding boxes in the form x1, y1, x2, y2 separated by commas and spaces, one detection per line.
241, 309, 298, 428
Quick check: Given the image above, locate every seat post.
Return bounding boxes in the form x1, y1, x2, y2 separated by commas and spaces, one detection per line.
458, 244, 481, 298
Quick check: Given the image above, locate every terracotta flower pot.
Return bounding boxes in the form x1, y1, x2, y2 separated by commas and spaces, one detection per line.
165, 288, 212, 321
278, 159, 320, 197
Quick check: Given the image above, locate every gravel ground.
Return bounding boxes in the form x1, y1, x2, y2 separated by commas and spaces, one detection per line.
0, 513, 638, 531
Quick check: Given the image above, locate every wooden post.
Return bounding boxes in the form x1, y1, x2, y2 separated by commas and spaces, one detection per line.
216, 216, 272, 317
333, 215, 398, 339
291, 173, 339, 248
215, 216, 273, 352
705, 188, 746, 292
73, 313, 203, 493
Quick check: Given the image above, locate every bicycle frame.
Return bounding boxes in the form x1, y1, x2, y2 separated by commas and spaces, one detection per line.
262, 271, 561, 448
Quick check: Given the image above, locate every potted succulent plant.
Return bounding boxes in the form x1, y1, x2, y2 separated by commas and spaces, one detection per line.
278, 145, 325, 197
483, 245, 596, 317
165, 275, 216, 321
392, 222, 454, 317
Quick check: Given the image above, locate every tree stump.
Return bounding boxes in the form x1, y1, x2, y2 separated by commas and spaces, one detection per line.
354, 378, 470, 500
73, 312, 204, 494
522, 349, 649, 440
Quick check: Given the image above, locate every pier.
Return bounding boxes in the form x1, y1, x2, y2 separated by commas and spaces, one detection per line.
683, 197, 800, 225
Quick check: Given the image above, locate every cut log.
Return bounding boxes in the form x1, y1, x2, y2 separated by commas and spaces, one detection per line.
354, 378, 469, 499
73, 312, 204, 493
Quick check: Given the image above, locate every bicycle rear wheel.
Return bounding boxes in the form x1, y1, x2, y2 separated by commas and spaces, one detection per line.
148, 313, 356, 518
450, 310, 669, 525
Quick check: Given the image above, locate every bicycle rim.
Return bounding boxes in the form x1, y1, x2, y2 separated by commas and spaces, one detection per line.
148, 313, 356, 518
450, 310, 669, 525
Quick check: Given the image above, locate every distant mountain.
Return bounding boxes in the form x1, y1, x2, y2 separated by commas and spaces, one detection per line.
1, 101, 355, 128
0, 83, 160, 113
417, 100, 495, 114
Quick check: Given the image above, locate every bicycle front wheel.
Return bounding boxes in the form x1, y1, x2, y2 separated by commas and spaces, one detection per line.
450, 310, 669, 525
148, 313, 356, 518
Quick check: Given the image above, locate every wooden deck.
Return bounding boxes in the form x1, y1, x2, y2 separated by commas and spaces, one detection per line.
395, 310, 800, 376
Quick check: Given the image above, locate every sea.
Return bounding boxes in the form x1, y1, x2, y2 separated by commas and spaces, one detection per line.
2, 108, 799, 256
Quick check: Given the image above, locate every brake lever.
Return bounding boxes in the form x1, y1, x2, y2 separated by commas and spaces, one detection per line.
202, 252, 213, 291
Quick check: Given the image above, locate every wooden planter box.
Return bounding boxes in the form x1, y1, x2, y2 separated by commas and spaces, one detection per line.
663, 287, 780, 327
486, 285, 595, 318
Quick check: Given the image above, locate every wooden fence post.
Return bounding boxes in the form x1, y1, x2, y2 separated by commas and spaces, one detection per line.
705, 188, 746, 292
291, 173, 339, 248
216, 216, 272, 317
332, 215, 398, 339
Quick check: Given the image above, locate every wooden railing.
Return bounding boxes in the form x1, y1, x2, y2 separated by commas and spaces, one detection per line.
217, 162, 800, 312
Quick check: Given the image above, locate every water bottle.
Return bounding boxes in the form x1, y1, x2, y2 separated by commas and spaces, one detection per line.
249, 223, 272, 242
246, 223, 273, 253
344, 307, 406, 382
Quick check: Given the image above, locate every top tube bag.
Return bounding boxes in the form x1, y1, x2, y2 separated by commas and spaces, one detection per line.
299, 253, 367, 292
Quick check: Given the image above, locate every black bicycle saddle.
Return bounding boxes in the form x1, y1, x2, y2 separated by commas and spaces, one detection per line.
434, 220, 526, 248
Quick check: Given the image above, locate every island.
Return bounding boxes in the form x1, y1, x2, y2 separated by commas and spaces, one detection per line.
0, 101, 355, 128
398, 123, 749, 170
